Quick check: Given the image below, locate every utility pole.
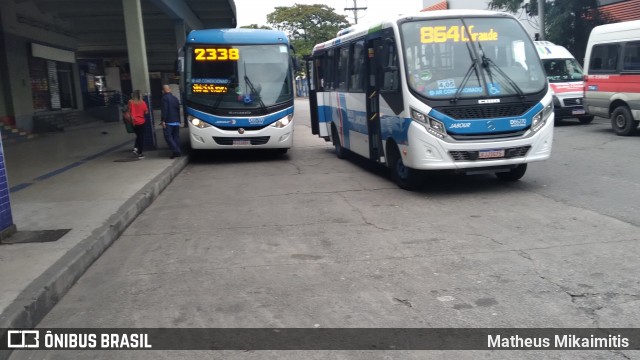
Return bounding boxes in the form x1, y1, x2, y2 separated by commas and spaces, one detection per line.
538, 0, 545, 40
344, 0, 367, 24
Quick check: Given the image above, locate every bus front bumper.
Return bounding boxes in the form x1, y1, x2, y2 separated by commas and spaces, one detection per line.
189, 122, 294, 150
403, 115, 554, 170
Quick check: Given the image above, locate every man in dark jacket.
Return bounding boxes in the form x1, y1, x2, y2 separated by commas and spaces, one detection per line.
160, 85, 182, 158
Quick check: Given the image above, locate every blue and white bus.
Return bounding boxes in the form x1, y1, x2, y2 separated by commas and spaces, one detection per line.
182, 29, 295, 153
307, 10, 553, 189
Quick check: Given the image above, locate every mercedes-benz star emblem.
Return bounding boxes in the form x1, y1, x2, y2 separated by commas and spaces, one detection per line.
487, 121, 496, 131
238, 128, 245, 134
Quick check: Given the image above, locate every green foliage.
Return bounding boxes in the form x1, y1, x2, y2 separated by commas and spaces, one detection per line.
488, 0, 607, 65
267, 3, 350, 58
488, 0, 527, 13
240, 24, 273, 30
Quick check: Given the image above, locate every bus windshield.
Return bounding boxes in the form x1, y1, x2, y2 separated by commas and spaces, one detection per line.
401, 17, 546, 100
185, 44, 292, 111
542, 58, 584, 82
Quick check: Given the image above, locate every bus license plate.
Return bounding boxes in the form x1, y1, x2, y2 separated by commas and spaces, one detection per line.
478, 149, 505, 159
572, 109, 586, 115
233, 139, 251, 146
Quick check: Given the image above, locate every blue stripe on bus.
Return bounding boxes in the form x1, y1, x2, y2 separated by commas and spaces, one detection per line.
429, 102, 544, 134
187, 106, 293, 128
317, 103, 411, 146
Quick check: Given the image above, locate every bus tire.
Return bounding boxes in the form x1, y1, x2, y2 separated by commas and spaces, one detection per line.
332, 125, 346, 159
495, 164, 527, 181
611, 106, 638, 136
387, 143, 422, 190
578, 116, 594, 124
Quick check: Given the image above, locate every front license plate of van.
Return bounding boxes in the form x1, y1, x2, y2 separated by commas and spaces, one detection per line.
572, 109, 586, 115
233, 140, 251, 146
478, 149, 505, 159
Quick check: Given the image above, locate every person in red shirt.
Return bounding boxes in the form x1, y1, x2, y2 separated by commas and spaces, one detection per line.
128, 90, 149, 159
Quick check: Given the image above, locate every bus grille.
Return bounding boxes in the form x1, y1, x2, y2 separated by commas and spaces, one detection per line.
213, 136, 270, 145
562, 98, 582, 106
449, 146, 531, 161
214, 125, 269, 131
436, 104, 531, 119
449, 129, 528, 141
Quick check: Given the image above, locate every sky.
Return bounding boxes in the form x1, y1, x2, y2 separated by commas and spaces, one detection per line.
234, 0, 425, 28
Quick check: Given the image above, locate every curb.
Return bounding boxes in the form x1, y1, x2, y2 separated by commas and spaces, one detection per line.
0, 155, 189, 360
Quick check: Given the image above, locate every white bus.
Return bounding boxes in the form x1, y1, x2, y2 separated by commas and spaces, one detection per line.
306, 10, 554, 189
584, 20, 640, 136
182, 29, 295, 153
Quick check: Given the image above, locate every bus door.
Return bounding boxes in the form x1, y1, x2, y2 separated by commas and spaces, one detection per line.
367, 35, 403, 163
366, 38, 384, 163
305, 57, 320, 136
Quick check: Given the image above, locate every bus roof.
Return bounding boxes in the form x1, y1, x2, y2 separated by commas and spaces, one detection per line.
186, 28, 289, 45
588, 20, 640, 44
534, 41, 576, 60
312, 9, 515, 53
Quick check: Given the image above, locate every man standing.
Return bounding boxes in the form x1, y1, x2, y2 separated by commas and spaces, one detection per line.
160, 84, 182, 159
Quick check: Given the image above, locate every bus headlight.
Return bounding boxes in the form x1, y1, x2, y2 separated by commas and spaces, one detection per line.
189, 116, 211, 129
411, 109, 446, 139
532, 103, 553, 132
271, 114, 293, 128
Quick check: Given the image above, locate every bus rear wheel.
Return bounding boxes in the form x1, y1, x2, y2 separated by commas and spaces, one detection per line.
495, 164, 527, 181
387, 144, 422, 190
611, 106, 639, 136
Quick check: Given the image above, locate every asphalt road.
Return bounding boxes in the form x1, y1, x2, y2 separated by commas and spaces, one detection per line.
12, 99, 640, 359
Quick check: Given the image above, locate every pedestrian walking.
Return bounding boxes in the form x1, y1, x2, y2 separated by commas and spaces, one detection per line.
128, 90, 148, 159
160, 84, 182, 159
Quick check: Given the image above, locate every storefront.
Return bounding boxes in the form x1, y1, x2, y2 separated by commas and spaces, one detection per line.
28, 43, 77, 112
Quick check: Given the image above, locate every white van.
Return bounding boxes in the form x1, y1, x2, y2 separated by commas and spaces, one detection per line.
584, 20, 640, 136
535, 41, 593, 124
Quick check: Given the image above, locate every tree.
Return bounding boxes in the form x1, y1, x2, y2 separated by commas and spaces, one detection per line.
489, 0, 608, 65
240, 24, 273, 30
267, 4, 350, 58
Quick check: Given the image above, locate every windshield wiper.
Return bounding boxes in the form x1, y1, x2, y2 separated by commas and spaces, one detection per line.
450, 35, 482, 104
476, 42, 525, 99
212, 87, 227, 110
244, 75, 267, 114
450, 56, 479, 104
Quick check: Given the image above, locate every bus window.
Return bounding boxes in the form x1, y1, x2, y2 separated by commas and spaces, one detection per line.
381, 40, 399, 92
337, 46, 350, 91
590, 44, 620, 73
349, 40, 365, 92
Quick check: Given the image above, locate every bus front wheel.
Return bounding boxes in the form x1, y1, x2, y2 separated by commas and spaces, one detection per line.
495, 164, 527, 181
611, 106, 639, 136
332, 126, 346, 159
387, 144, 422, 190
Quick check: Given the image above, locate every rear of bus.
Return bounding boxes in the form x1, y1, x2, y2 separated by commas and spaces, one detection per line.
184, 29, 295, 152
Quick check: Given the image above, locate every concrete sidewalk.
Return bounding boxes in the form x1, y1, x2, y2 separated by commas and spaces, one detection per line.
0, 116, 188, 347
